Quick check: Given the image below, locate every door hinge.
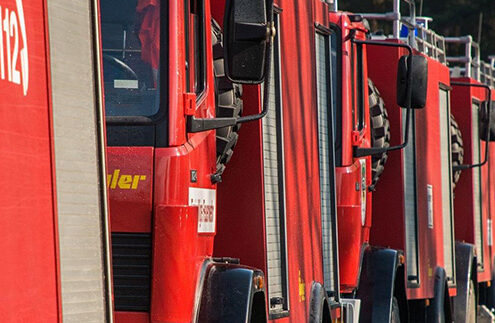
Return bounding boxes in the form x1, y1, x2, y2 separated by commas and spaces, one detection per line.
184, 92, 196, 116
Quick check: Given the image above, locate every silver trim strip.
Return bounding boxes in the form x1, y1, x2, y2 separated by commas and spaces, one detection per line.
90, 0, 114, 320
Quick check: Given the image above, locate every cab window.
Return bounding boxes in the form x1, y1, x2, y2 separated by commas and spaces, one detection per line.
100, 0, 162, 117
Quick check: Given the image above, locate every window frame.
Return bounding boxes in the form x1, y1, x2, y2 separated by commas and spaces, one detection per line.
103, 0, 170, 148
328, 23, 342, 166
356, 43, 365, 131
185, 0, 207, 100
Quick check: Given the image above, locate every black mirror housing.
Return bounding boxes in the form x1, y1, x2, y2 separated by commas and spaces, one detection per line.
397, 55, 428, 109
223, 0, 269, 84
479, 101, 495, 141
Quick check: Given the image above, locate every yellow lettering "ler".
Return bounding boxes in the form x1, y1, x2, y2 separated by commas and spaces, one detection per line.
107, 169, 147, 189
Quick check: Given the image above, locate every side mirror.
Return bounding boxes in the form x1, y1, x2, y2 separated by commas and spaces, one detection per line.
479, 101, 495, 141
223, 0, 270, 84
397, 55, 428, 109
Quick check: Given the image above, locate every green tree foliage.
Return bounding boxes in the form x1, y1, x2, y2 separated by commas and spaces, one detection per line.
340, 0, 495, 61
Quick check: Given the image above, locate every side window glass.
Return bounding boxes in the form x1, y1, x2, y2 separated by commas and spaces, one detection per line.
329, 29, 341, 166
100, 0, 161, 117
357, 44, 364, 130
185, 0, 205, 96
351, 43, 364, 131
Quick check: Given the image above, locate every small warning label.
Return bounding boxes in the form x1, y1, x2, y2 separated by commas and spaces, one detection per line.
488, 219, 493, 247
189, 187, 216, 233
427, 185, 433, 229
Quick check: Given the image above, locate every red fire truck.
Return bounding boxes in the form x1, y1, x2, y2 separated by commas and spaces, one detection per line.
217, 0, 428, 321
101, 0, 281, 321
443, 36, 495, 321
330, 0, 480, 321
358, 3, 495, 321
306, 1, 461, 321
366, 9, 468, 323
327, 3, 426, 321
213, 0, 344, 321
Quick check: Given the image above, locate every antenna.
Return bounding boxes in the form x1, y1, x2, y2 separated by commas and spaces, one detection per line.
477, 12, 483, 45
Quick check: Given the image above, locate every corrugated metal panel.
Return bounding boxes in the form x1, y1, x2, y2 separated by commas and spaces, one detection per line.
472, 101, 484, 266
402, 110, 420, 283
439, 88, 455, 282
262, 14, 288, 314
315, 33, 335, 293
47, 1, 111, 321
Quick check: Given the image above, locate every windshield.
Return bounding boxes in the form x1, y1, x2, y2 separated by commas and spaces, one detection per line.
100, 0, 161, 117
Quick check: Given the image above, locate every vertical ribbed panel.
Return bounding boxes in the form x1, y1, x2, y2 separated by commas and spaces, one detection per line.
315, 33, 335, 293
262, 14, 288, 314
472, 101, 484, 266
402, 110, 419, 283
47, 1, 110, 321
112, 233, 151, 311
439, 88, 455, 282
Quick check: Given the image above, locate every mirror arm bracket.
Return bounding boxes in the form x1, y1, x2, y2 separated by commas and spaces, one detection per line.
352, 39, 414, 158
187, 116, 237, 133
453, 164, 474, 172
187, 1, 275, 134
235, 22, 271, 42
450, 81, 492, 169
353, 105, 411, 157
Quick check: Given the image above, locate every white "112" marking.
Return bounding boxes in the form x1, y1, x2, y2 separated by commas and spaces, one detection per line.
0, 0, 28, 96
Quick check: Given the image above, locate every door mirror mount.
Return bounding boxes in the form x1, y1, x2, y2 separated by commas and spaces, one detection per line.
351, 39, 415, 158
186, 0, 275, 133
451, 82, 492, 171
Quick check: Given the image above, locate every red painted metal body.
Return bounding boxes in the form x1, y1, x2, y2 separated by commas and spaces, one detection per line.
328, 12, 374, 293
450, 78, 492, 283
0, 0, 61, 321
368, 44, 456, 299
214, 0, 339, 321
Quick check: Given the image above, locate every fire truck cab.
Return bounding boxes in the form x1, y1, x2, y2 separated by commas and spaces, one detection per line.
100, 0, 273, 321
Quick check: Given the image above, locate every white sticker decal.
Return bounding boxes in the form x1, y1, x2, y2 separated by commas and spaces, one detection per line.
0, 0, 29, 95
189, 187, 216, 233
360, 159, 366, 226
114, 79, 139, 89
488, 219, 493, 247
427, 184, 433, 229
